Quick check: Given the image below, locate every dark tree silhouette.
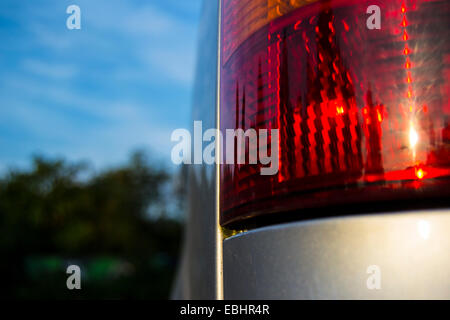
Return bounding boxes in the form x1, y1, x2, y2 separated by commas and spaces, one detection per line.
0, 151, 183, 299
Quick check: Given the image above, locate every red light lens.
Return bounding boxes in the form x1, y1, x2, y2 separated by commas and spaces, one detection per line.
220, 0, 450, 226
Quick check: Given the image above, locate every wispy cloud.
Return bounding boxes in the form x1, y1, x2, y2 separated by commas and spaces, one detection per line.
22, 59, 78, 79
0, 0, 202, 170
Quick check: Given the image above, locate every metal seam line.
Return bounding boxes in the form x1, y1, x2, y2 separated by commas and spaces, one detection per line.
215, 0, 224, 301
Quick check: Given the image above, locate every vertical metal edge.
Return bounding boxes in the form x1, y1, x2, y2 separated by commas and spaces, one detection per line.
215, 0, 224, 300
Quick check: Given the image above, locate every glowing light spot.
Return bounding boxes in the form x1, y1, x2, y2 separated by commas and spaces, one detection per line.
405, 59, 411, 69
409, 125, 419, 149
416, 168, 425, 179
403, 46, 410, 55
276, 6, 282, 16
342, 20, 349, 32
377, 111, 382, 122
417, 219, 431, 240
333, 62, 339, 74
337, 106, 344, 115
328, 21, 334, 33
401, 16, 408, 27
346, 72, 352, 83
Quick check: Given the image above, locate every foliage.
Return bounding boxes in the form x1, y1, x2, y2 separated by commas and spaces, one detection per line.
0, 151, 183, 299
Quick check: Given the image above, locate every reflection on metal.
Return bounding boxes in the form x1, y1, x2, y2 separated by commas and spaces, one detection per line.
417, 219, 430, 240
223, 210, 450, 299
171, 0, 220, 300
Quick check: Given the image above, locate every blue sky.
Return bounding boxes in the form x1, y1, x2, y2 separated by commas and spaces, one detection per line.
0, 0, 203, 173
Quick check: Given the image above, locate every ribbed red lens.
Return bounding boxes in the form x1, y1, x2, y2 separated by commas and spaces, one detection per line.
220, 0, 450, 226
